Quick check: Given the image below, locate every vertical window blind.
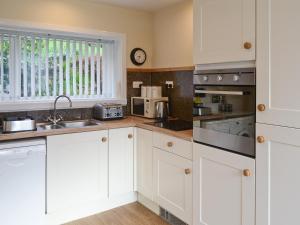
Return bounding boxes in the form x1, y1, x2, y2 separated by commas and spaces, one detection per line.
0, 30, 120, 102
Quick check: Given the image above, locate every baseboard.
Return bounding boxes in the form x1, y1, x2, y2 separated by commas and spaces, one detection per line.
46, 192, 137, 225
137, 193, 160, 215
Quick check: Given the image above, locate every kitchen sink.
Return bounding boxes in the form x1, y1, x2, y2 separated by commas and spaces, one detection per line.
60, 120, 99, 129
38, 124, 64, 130
38, 120, 100, 130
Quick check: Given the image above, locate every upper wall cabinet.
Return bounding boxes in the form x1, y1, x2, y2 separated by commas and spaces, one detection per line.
193, 0, 256, 65
257, 0, 300, 128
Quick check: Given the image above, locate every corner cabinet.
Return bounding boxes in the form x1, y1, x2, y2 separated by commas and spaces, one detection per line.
193, 0, 255, 65
153, 147, 193, 225
256, 0, 300, 128
193, 143, 255, 225
256, 123, 300, 225
108, 127, 134, 197
136, 128, 153, 200
47, 131, 109, 213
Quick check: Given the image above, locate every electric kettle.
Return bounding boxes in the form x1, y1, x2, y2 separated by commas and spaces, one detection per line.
155, 101, 169, 121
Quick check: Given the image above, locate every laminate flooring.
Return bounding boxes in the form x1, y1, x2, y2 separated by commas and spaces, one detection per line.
64, 202, 169, 225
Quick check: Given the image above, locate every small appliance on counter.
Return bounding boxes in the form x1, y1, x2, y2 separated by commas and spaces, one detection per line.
93, 103, 124, 120
2, 116, 37, 133
155, 100, 169, 121
131, 97, 168, 119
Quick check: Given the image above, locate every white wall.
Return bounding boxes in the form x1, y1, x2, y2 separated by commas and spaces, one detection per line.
152, 0, 193, 68
0, 0, 193, 69
0, 0, 153, 68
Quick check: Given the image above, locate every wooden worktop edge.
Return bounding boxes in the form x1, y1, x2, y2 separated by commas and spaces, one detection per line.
127, 66, 195, 73
0, 117, 193, 142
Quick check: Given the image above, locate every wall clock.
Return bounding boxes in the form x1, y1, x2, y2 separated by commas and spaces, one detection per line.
130, 48, 147, 66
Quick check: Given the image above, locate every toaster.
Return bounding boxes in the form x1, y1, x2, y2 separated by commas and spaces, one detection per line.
93, 103, 124, 120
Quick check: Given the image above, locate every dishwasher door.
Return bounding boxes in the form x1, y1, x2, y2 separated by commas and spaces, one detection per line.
0, 139, 46, 225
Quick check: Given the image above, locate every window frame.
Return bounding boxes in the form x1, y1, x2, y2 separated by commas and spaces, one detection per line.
0, 19, 127, 112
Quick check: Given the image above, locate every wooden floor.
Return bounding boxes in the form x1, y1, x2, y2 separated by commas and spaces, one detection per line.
64, 202, 169, 225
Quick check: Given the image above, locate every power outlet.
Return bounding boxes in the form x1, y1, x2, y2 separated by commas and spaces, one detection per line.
132, 81, 143, 88
165, 81, 174, 89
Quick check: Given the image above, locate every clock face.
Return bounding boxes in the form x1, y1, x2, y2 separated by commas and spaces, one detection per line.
130, 48, 147, 66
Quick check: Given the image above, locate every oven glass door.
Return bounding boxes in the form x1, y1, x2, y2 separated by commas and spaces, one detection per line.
193, 85, 256, 158
132, 98, 145, 116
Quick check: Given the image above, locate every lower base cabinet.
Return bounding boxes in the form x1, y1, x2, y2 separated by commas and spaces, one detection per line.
47, 131, 109, 213
137, 128, 154, 200
256, 123, 300, 225
109, 127, 134, 197
193, 143, 255, 225
153, 147, 193, 224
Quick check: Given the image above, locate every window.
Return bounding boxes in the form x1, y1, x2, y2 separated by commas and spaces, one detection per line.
0, 26, 125, 110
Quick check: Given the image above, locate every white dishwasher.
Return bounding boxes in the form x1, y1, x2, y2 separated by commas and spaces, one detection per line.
0, 138, 46, 225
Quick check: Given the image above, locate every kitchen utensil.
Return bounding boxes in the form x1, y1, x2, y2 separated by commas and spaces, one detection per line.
2, 116, 37, 133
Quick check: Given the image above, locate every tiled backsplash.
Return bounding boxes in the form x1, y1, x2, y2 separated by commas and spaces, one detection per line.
127, 70, 193, 121
0, 108, 93, 124
0, 70, 193, 123
126, 71, 152, 115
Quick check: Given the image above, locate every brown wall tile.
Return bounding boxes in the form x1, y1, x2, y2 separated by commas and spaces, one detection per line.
127, 70, 193, 121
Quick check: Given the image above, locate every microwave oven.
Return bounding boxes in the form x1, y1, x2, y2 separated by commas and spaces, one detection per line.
131, 97, 168, 118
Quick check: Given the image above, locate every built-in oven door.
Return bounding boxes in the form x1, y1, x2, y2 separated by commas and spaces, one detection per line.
193, 85, 256, 158
131, 98, 145, 116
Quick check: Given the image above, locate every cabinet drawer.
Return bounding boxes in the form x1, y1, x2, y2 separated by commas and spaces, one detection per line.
153, 132, 192, 160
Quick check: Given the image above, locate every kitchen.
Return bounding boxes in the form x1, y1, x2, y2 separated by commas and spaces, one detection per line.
0, 0, 299, 225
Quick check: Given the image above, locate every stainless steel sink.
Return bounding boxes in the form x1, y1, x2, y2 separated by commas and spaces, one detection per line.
60, 120, 99, 129
38, 120, 99, 130
38, 124, 64, 130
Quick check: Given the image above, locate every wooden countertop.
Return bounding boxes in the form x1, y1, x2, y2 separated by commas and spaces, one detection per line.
0, 116, 193, 142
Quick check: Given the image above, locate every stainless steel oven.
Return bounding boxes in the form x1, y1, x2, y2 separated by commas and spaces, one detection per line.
193, 68, 256, 158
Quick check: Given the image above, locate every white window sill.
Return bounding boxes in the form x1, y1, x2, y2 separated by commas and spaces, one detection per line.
0, 98, 127, 112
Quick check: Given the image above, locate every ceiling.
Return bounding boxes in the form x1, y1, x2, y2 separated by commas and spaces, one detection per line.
89, 0, 186, 12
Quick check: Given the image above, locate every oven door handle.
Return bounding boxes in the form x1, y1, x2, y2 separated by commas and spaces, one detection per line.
194, 90, 247, 96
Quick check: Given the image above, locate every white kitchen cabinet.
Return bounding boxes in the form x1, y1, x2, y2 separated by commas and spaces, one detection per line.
109, 127, 134, 197
136, 128, 153, 200
193, 143, 255, 225
153, 147, 193, 224
193, 0, 255, 65
257, 0, 300, 128
256, 123, 300, 225
153, 132, 193, 160
47, 131, 108, 213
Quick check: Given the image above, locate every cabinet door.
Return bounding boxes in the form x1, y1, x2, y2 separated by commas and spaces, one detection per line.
109, 127, 134, 197
136, 128, 153, 200
256, 123, 300, 225
194, 0, 255, 64
153, 148, 192, 224
47, 131, 108, 213
193, 143, 255, 225
257, 0, 300, 128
